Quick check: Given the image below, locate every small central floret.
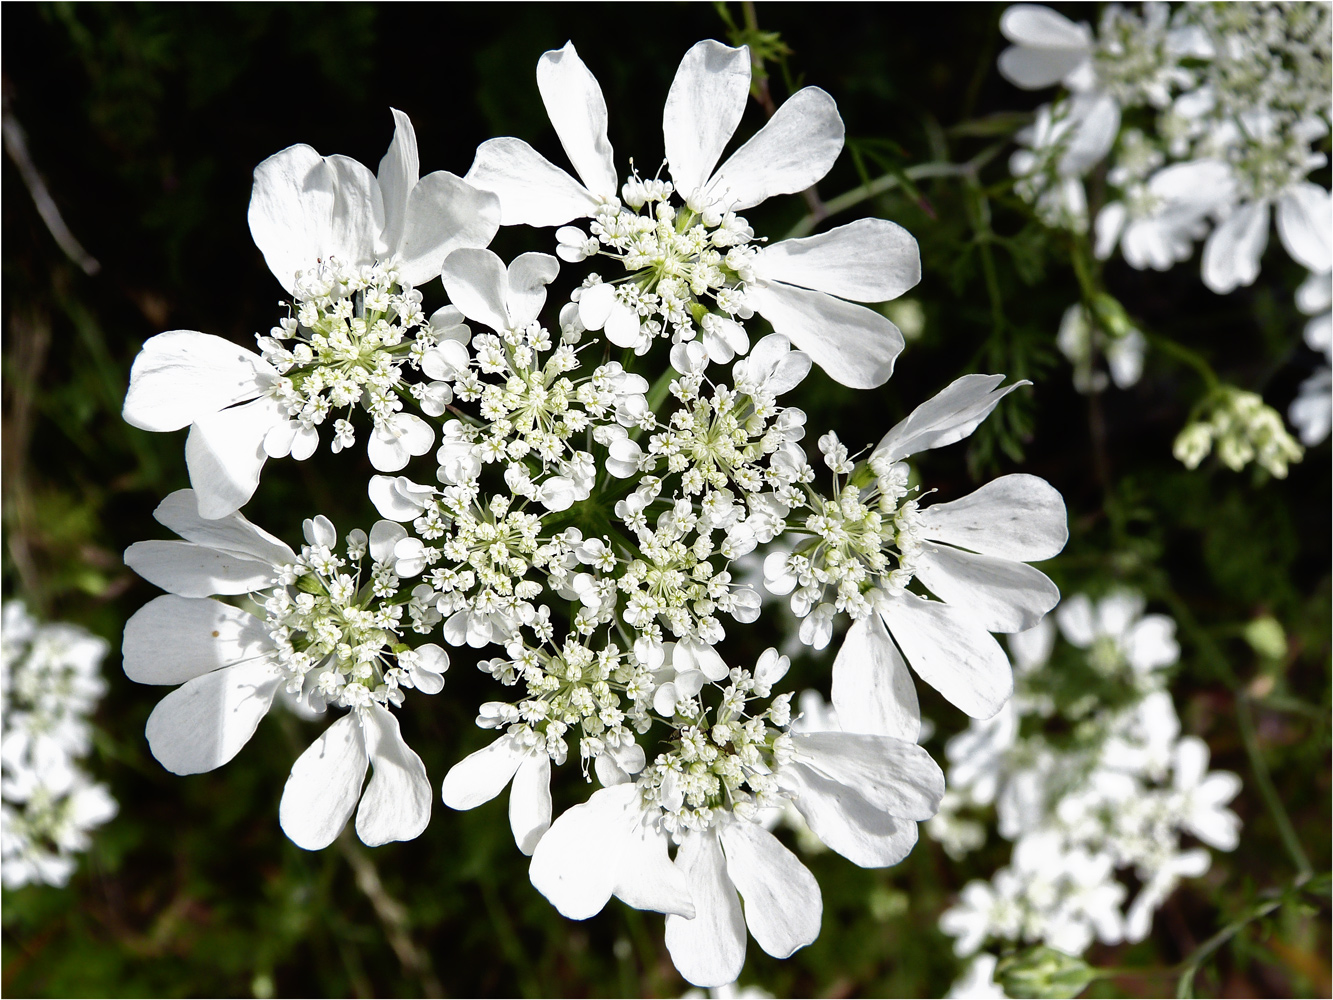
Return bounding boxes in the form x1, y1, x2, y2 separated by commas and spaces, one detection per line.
255, 257, 434, 455
637, 661, 795, 835
263, 524, 434, 711
560, 170, 758, 356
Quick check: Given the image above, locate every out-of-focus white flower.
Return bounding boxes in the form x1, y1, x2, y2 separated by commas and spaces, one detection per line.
947, 952, 1008, 999
1, 602, 117, 888
932, 589, 1242, 969
1056, 303, 1146, 393
999, 2, 1333, 297
998, 6, 1096, 93
1055, 590, 1179, 680
1290, 270, 1332, 445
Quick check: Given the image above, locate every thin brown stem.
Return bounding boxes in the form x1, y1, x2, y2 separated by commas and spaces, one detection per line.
2, 88, 100, 276
337, 832, 445, 998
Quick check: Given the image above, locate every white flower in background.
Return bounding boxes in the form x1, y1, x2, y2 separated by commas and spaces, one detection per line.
122, 490, 446, 848
1009, 94, 1118, 233
1095, 158, 1233, 271
1203, 174, 1331, 295
1, 602, 117, 888
123, 111, 500, 518
1056, 303, 1145, 393
1000, 3, 1333, 296
766, 374, 1067, 720
682, 982, 773, 1000
1055, 590, 1179, 682
947, 952, 1007, 1000
932, 589, 1242, 970
997, 5, 1096, 93
467, 40, 919, 389
1290, 270, 1332, 446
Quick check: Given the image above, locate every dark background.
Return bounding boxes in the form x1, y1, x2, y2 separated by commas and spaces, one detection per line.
3, 4, 1329, 997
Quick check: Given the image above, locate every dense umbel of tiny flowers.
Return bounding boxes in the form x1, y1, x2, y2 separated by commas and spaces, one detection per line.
119, 40, 1066, 987
930, 592, 1242, 998
1, 602, 118, 889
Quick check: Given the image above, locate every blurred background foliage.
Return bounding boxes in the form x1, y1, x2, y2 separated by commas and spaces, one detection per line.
1, 2, 1328, 997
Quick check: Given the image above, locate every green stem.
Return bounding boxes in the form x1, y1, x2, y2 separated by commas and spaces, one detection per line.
1157, 589, 1313, 880
1236, 694, 1313, 878
1174, 874, 1314, 999
1148, 333, 1221, 392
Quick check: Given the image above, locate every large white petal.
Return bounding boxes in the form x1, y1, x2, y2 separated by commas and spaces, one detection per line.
397, 171, 502, 288
1055, 593, 1097, 647
123, 595, 273, 685
664, 829, 747, 988
917, 474, 1067, 562
123, 331, 274, 433
1202, 200, 1269, 294
377, 108, 419, 258
279, 714, 368, 850
663, 40, 751, 205
145, 659, 282, 774
880, 592, 1013, 719
537, 42, 618, 200
528, 783, 635, 919
124, 540, 279, 597
781, 761, 920, 867
356, 704, 431, 847
1276, 182, 1332, 275
754, 218, 920, 302
1061, 92, 1120, 174
248, 145, 386, 294
151, 489, 295, 566
1000, 4, 1093, 49
747, 281, 902, 389
719, 820, 821, 959
506, 252, 561, 329
612, 816, 696, 918
998, 45, 1090, 89
874, 374, 1026, 463
791, 731, 944, 820
440, 247, 512, 333
831, 615, 920, 741
186, 395, 287, 520
913, 541, 1060, 633
440, 733, 527, 810
705, 87, 844, 213
1125, 614, 1179, 673
465, 137, 598, 227
509, 752, 552, 855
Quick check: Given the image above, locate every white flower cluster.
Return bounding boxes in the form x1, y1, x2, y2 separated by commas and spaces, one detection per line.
1000, 2, 1331, 293
1172, 384, 1305, 477
118, 40, 1071, 987
999, 3, 1331, 467
1, 602, 118, 889
930, 592, 1242, 998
